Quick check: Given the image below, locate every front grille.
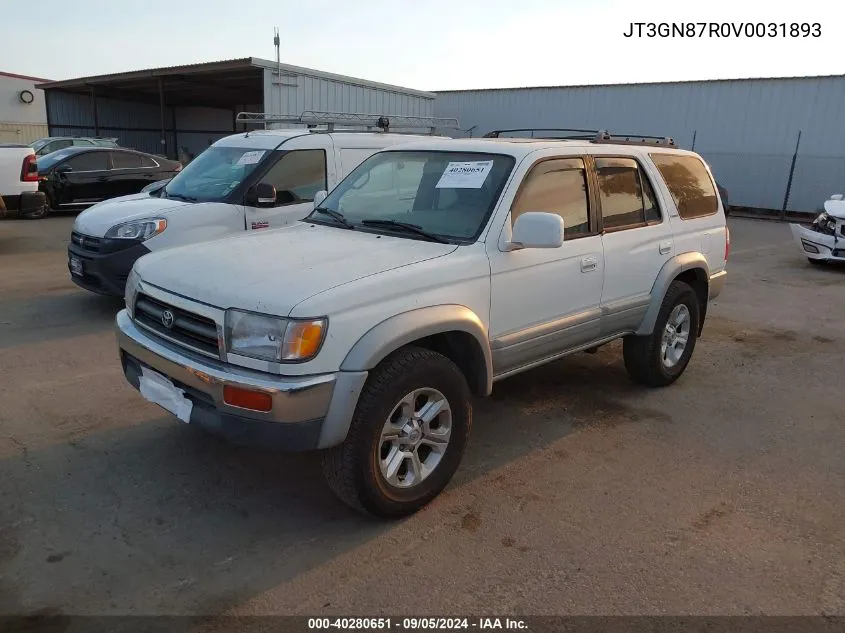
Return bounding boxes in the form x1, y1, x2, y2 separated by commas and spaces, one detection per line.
71, 231, 103, 253
134, 293, 220, 358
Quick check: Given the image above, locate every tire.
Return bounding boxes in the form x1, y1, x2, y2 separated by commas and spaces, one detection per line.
322, 346, 472, 518
623, 280, 700, 387
21, 195, 50, 220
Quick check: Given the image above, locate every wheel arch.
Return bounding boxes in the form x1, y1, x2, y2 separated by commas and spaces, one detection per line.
636, 253, 710, 337
340, 304, 493, 397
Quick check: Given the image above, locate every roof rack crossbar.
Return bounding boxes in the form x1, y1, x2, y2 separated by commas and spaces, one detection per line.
235, 110, 459, 135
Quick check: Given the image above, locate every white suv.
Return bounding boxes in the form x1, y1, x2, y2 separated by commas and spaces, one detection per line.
115, 131, 729, 517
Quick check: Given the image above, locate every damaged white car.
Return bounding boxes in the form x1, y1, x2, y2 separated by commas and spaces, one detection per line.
791, 194, 845, 265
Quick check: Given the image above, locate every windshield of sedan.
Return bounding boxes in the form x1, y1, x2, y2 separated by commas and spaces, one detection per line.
309, 151, 514, 242
163, 146, 269, 202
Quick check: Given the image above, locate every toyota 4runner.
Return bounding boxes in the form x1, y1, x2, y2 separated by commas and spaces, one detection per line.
115, 130, 728, 517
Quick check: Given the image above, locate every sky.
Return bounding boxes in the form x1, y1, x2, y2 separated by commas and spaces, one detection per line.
3, 0, 842, 91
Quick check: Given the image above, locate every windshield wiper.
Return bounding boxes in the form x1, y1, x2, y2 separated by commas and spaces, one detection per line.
311, 206, 354, 229
165, 191, 197, 202
360, 219, 448, 243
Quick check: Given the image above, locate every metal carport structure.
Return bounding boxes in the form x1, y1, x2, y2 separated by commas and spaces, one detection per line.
36, 58, 436, 162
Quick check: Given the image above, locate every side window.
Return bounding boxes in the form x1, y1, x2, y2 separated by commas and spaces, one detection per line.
66, 152, 109, 171
595, 157, 648, 230
259, 149, 326, 206
511, 158, 590, 239
649, 153, 718, 219
111, 152, 143, 169
139, 155, 158, 168
641, 170, 661, 223
40, 139, 72, 156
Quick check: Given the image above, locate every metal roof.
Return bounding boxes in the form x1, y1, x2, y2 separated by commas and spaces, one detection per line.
34, 57, 435, 108
435, 73, 845, 93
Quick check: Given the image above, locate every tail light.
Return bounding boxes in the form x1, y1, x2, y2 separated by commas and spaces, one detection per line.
173, 163, 182, 172
724, 226, 731, 261
20, 154, 38, 182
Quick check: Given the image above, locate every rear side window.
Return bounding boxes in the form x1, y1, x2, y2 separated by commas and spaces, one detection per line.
111, 152, 143, 169
140, 155, 158, 168
511, 157, 591, 239
649, 153, 718, 219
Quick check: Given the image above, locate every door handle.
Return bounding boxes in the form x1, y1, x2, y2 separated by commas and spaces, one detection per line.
659, 240, 672, 255
580, 256, 598, 272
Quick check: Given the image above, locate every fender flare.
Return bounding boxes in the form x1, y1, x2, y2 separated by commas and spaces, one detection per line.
635, 252, 710, 336
341, 304, 493, 395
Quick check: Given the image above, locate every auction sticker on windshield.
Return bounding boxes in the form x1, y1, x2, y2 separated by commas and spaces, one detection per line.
236, 150, 266, 166
436, 160, 493, 189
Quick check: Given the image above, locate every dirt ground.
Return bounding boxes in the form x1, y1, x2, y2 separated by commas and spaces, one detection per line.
0, 215, 843, 616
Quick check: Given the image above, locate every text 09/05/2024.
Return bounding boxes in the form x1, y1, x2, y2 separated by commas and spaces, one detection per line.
623, 22, 821, 38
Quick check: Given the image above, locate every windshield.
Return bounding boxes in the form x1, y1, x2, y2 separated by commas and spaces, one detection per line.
311, 151, 514, 242
164, 146, 269, 202
35, 148, 77, 170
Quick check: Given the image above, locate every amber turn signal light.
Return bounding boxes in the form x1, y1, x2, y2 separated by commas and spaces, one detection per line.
223, 385, 272, 412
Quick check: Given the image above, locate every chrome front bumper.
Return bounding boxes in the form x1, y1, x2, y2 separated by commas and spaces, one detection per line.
115, 309, 367, 450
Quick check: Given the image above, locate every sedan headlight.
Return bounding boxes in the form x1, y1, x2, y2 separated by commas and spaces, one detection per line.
124, 266, 140, 317
225, 309, 327, 362
105, 218, 167, 241
811, 212, 836, 235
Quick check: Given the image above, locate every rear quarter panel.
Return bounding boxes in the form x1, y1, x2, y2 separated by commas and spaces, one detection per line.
643, 149, 727, 276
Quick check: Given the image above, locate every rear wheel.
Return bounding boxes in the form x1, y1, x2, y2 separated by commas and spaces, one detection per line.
623, 280, 700, 387
322, 347, 472, 518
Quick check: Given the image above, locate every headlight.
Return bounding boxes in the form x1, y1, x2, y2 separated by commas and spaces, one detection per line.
225, 309, 327, 362
124, 266, 140, 317
105, 218, 167, 241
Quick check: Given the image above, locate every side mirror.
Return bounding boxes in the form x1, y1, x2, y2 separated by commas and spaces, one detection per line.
313, 190, 328, 206
505, 212, 565, 251
830, 194, 844, 201
245, 182, 277, 208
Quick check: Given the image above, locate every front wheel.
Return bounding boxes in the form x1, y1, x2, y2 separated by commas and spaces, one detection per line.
623, 280, 700, 387
322, 347, 472, 518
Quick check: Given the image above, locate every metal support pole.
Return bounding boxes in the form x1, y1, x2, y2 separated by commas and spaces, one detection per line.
781, 129, 802, 219
690, 129, 697, 151
90, 86, 99, 136
171, 107, 178, 162
158, 77, 167, 158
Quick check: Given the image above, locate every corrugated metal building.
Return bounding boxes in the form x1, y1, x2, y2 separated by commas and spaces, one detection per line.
434, 76, 845, 213
36, 58, 435, 163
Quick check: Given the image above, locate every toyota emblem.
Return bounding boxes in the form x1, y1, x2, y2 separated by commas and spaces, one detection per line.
161, 310, 175, 329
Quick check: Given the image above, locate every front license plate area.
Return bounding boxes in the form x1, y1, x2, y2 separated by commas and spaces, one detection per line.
138, 366, 193, 423
69, 256, 83, 276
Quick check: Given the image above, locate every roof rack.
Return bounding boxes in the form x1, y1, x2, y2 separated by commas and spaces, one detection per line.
235, 110, 459, 135
483, 128, 676, 147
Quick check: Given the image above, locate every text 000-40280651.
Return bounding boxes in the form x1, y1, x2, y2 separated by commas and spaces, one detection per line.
622, 22, 821, 38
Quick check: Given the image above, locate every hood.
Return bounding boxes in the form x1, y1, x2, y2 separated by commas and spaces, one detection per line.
74, 195, 192, 237
824, 199, 845, 220
135, 223, 457, 316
